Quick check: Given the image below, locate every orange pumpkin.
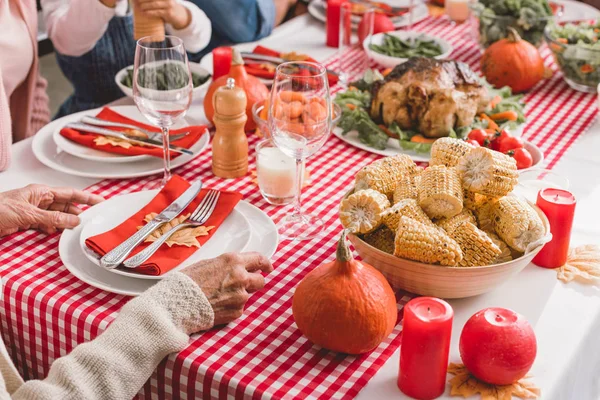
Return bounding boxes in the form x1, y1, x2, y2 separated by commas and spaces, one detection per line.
292, 230, 397, 354
481, 27, 545, 93
204, 49, 269, 131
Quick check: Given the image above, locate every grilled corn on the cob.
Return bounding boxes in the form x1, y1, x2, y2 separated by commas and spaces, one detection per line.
458, 147, 518, 197
362, 227, 395, 254
472, 197, 498, 232
450, 222, 501, 267
394, 216, 463, 266
485, 231, 513, 264
418, 165, 463, 219
436, 209, 477, 234
393, 173, 421, 203
339, 189, 390, 234
430, 137, 475, 168
492, 196, 545, 252
355, 155, 419, 198
381, 198, 434, 231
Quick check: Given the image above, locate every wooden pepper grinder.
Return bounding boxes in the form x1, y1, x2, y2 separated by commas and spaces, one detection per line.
212, 78, 249, 178
131, 0, 165, 40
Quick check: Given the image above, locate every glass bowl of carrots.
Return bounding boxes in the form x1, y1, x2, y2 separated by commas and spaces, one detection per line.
252, 98, 342, 138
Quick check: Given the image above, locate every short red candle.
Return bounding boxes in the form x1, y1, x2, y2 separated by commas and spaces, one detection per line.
533, 188, 576, 268
212, 46, 232, 80
398, 297, 453, 400
326, 0, 347, 48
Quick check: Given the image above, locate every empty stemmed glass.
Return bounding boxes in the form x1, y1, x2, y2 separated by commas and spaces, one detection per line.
268, 62, 332, 241
133, 35, 193, 190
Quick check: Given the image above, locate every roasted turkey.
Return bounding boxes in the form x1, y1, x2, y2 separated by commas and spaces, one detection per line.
370, 58, 489, 138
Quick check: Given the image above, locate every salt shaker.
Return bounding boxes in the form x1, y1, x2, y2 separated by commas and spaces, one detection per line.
212, 78, 249, 179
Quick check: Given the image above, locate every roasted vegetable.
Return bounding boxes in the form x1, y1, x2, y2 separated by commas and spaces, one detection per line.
355, 155, 419, 198
492, 196, 545, 252
430, 137, 475, 168
418, 165, 464, 219
449, 222, 502, 267
340, 189, 390, 234
458, 148, 518, 198
381, 198, 434, 231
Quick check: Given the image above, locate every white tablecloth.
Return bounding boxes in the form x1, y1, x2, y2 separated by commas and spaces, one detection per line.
2, 14, 600, 400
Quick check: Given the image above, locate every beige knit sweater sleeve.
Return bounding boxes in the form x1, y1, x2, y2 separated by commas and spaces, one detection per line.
5, 272, 214, 400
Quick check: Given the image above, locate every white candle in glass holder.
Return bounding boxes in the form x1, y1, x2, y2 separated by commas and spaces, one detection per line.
256, 144, 305, 204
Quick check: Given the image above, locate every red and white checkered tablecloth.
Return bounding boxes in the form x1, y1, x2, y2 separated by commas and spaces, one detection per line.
0, 16, 597, 400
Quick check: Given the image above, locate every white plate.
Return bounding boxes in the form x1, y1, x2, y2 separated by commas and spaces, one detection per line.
555, 0, 600, 21
115, 62, 212, 100
364, 31, 453, 69
32, 106, 209, 179
59, 200, 278, 296
307, 0, 429, 29
78, 190, 251, 280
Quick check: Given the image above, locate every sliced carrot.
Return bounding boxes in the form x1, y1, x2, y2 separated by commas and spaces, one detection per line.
274, 102, 286, 119
348, 86, 358, 91
345, 103, 357, 111
285, 122, 305, 135
489, 110, 518, 121
287, 101, 304, 119
382, 68, 393, 77
557, 38, 568, 44
410, 134, 436, 144
480, 113, 499, 131
310, 97, 327, 106
489, 95, 502, 109
306, 102, 327, 120
378, 124, 399, 139
279, 91, 307, 103
581, 64, 594, 74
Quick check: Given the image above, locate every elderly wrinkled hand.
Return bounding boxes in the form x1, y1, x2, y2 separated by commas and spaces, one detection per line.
0, 184, 104, 237
182, 252, 274, 326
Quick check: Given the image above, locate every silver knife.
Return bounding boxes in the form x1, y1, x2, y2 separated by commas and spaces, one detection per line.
99, 180, 203, 269
65, 123, 194, 156
240, 52, 340, 77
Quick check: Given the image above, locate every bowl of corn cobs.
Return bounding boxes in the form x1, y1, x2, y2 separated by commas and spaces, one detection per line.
339, 137, 551, 299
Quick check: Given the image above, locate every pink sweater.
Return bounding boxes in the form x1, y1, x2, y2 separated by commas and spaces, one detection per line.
0, 0, 51, 172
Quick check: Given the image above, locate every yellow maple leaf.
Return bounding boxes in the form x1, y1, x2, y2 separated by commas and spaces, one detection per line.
448, 363, 540, 400
259, 63, 276, 73
556, 245, 600, 283
281, 51, 310, 61
138, 213, 214, 248
94, 135, 132, 149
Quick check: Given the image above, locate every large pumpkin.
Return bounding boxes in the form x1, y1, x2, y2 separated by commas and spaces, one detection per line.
481, 27, 545, 93
292, 230, 397, 354
204, 49, 269, 131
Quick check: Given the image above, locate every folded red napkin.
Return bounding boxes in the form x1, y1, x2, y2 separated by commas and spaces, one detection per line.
60, 108, 207, 159
245, 46, 339, 86
85, 175, 243, 276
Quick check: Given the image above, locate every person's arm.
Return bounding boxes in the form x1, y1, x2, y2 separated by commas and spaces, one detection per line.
274, 0, 298, 26
41, 0, 124, 57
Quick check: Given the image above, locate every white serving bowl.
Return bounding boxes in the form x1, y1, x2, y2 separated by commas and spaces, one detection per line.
521, 141, 544, 172
115, 62, 211, 100
363, 30, 453, 69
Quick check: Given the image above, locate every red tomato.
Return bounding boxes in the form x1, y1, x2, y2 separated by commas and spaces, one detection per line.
358, 13, 395, 44
498, 135, 525, 153
466, 139, 480, 147
507, 147, 534, 169
467, 129, 491, 147
490, 129, 511, 151
460, 308, 537, 385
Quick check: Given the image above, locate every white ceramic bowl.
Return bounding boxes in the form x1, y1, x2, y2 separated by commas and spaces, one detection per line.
115, 62, 211, 100
521, 141, 544, 172
363, 30, 453, 69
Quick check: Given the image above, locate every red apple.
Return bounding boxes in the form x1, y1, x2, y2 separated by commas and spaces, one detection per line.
459, 308, 537, 385
358, 13, 395, 44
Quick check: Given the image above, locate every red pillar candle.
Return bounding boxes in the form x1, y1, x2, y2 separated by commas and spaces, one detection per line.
533, 188, 576, 268
326, 0, 347, 48
212, 46, 233, 80
398, 297, 453, 400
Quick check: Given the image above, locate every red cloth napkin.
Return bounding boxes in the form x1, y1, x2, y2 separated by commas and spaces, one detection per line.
245, 46, 339, 86
60, 108, 207, 159
85, 175, 243, 276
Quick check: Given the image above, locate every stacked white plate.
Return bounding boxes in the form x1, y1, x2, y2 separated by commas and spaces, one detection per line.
32, 105, 209, 179
59, 190, 279, 296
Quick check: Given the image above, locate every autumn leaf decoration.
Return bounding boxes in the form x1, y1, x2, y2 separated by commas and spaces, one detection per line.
94, 136, 133, 149
556, 245, 600, 284
138, 213, 214, 248
448, 363, 540, 400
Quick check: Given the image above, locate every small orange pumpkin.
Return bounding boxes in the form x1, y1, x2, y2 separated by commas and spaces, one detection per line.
481, 27, 545, 93
204, 49, 269, 131
292, 230, 397, 354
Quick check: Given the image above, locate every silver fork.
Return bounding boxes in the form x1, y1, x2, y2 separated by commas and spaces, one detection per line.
80, 116, 189, 142
122, 190, 221, 268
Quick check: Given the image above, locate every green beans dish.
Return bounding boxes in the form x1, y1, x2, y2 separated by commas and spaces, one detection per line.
369, 34, 444, 58
121, 64, 211, 90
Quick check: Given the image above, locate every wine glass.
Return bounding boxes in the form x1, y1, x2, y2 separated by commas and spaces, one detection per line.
268, 62, 332, 241
133, 35, 193, 190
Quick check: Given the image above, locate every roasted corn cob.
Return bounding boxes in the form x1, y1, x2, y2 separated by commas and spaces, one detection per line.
472, 197, 498, 232
463, 189, 492, 211
393, 173, 421, 203
458, 147, 518, 197
436, 208, 477, 234
485, 231, 513, 264
339, 189, 390, 234
418, 165, 463, 219
355, 155, 419, 198
394, 216, 463, 266
450, 222, 501, 267
430, 137, 475, 168
381, 198, 434, 231
362, 227, 395, 254
492, 196, 545, 252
